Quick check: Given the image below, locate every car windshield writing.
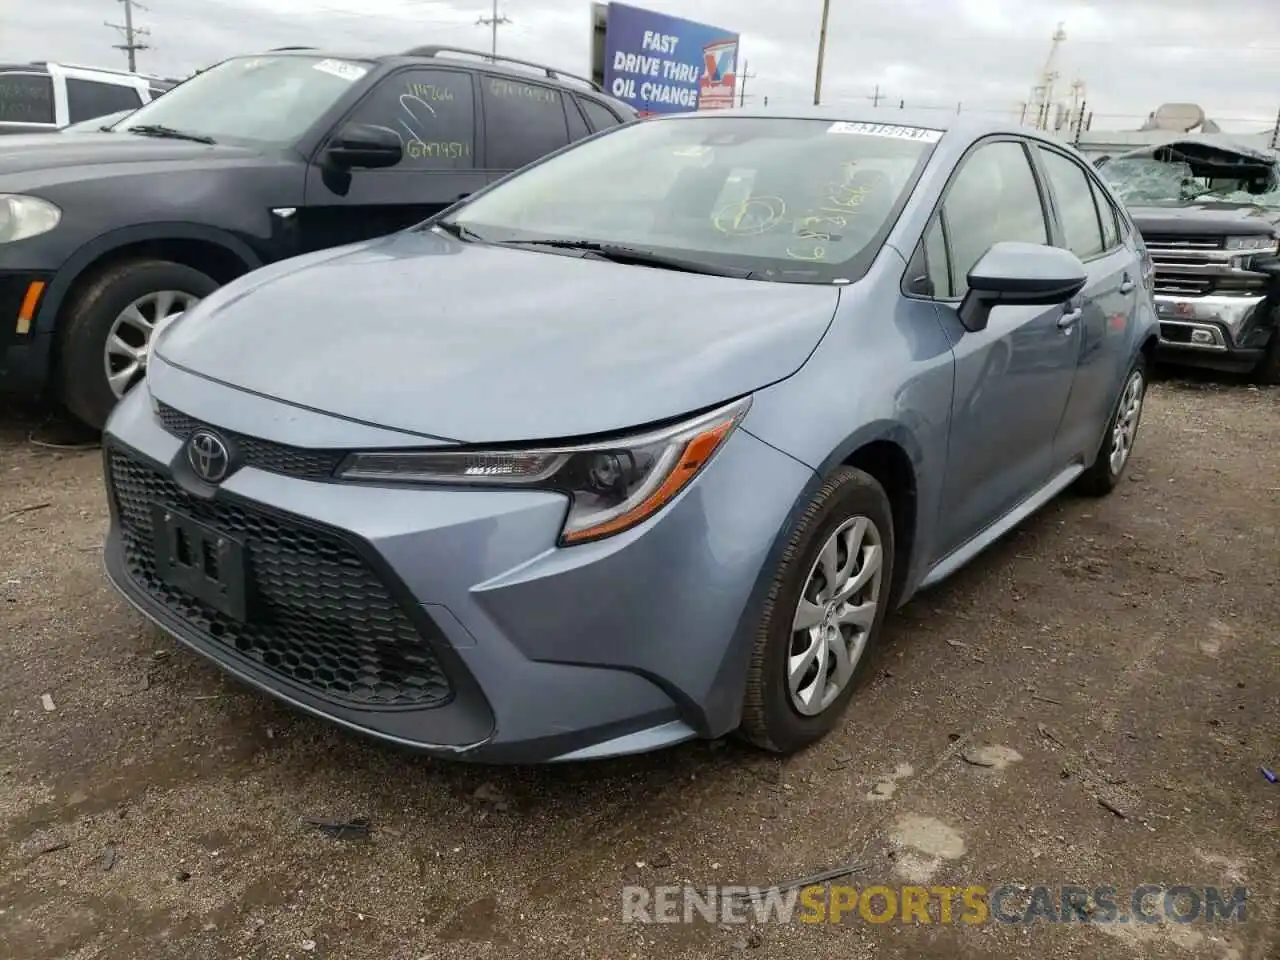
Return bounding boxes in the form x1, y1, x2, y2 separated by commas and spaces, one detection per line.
117, 55, 370, 146
448, 117, 938, 282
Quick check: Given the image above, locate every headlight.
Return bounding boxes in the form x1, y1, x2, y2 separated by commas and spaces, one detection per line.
0, 195, 61, 243
1224, 235, 1277, 253
337, 397, 751, 545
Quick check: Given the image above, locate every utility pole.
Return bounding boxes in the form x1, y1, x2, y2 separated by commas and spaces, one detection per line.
738, 60, 756, 108
871, 84, 881, 107
105, 0, 150, 72
812, 0, 831, 106
476, 0, 511, 60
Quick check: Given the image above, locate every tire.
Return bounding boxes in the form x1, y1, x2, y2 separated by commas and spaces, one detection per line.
1254, 330, 1280, 386
57, 259, 219, 431
1075, 354, 1148, 497
738, 467, 895, 755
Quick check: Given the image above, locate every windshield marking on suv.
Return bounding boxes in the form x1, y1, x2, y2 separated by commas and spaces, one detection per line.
360, 84, 470, 162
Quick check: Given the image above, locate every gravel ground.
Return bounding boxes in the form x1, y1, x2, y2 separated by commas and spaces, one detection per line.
1, 372, 1277, 960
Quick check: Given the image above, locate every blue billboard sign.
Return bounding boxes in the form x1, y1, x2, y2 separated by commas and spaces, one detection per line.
601, 2, 740, 115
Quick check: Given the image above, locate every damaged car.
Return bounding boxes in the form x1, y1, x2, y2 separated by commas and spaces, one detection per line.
1101, 136, 1280, 382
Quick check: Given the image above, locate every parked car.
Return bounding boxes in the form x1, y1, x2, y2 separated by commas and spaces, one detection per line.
0, 62, 172, 134
101, 109, 1158, 763
60, 108, 136, 134
1100, 136, 1280, 383
0, 46, 636, 429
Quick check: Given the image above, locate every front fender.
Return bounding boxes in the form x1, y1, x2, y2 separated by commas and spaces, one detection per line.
32, 222, 263, 337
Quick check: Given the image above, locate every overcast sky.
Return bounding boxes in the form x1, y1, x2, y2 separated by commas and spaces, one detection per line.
6, 0, 1279, 132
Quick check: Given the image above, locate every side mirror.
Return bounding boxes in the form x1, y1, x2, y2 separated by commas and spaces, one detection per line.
957, 241, 1088, 333
324, 123, 402, 170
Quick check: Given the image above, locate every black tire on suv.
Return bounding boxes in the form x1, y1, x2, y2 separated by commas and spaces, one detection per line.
58, 259, 219, 430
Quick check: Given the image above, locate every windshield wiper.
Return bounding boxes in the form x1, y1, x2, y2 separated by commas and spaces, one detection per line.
499, 239, 753, 279
125, 124, 215, 144
432, 220, 488, 242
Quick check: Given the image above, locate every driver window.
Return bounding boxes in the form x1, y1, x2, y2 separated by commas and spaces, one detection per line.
342, 69, 475, 170
942, 140, 1049, 297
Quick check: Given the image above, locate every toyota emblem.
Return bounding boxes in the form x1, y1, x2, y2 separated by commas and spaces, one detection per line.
186, 429, 231, 483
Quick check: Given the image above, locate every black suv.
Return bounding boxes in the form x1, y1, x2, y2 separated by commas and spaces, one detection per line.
0, 46, 635, 428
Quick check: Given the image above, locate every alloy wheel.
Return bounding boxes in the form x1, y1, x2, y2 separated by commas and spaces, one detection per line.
788, 515, 884, 717
1109, 370, 1145, 475
104, 289, 202, 398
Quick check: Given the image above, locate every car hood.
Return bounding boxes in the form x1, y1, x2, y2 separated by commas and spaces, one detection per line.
1129, 202, 1280, 234
157, 230, 842, 444
0, 131, 261, 180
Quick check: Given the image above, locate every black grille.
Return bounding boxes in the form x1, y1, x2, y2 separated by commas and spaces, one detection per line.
156, 403, 347, 481
108, 449, 452, 709
1141, 234, 1224, 250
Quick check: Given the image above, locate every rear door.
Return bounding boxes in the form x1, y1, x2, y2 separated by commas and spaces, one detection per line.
299, 66, 486, 252
926, 137, 1082, 558
1031, 144, 1138, 468
477, 73, 573, 180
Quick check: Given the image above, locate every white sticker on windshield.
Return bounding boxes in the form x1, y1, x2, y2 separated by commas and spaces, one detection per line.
313, 59, 369, 82
827, 121, 943, 142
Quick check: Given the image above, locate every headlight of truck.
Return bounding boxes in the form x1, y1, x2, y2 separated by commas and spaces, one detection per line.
0, 195, 61, 243
337, 397, 750, 545
1223, 235, 1278, 253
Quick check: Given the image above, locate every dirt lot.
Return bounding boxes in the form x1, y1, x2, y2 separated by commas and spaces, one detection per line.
1, 373, 1277, 960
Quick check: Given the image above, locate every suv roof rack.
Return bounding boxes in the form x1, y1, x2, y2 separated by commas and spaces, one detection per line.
402, 45, 604, 93
267, 46, 318, 51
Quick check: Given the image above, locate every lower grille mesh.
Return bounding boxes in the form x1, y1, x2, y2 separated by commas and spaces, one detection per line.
108, 449, 452, 709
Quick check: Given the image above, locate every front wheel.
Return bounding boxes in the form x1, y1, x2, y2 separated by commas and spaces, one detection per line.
1075, 354, 1147, 497
58, 259, 218, 430
738, 467, 895, 754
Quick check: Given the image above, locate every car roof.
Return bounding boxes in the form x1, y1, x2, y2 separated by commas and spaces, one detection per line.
251, 47, 630, 111
650, 105, 1078, 149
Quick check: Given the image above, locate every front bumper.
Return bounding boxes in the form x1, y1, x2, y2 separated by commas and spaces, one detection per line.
101, 380, 813, 763
1153, 293, 1268, 370
0, 271, 56, 394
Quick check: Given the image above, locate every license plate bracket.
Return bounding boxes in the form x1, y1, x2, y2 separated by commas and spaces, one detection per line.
150, 504, 249, 621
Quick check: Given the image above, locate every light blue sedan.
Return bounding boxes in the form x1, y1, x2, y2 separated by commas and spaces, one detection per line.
102, 108, 1157, 762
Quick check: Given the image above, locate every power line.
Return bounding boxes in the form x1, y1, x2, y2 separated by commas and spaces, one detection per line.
476, 0, 511, 60
105, 0, 150, 72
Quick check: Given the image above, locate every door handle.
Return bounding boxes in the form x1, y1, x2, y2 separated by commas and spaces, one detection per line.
1058, 305, 1083, 329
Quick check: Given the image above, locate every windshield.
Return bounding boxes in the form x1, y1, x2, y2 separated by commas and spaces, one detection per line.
111, 54, 372, 146
445, 116, 938, 283
1102, 152, 1280, 208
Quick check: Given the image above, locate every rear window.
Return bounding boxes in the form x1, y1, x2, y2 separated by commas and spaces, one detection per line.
578, 97, 622, 132
0, 73, 54, 124
67, 78, 143, 123
481, 76, 571, 170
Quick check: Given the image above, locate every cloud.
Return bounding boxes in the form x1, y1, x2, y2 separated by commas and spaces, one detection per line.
4, 0, 1278, 131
